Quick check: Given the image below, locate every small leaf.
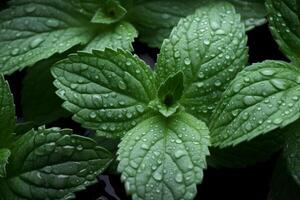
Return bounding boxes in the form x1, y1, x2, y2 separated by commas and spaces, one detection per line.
0, 127, 112, 199
0, 74, 15, 146
266, 0, 300, 64
0, 148, 10, 177
156, 2, 248, 122
210, 60, 300, 147
283, 120, 300, 185
158, 71, 184, 104
117, 113, 210, 200
84, 21, 137, 52
0, 0, 99, 74
51, 49, 156, 138
91, 0, 127, 24
21, 55, 70, 125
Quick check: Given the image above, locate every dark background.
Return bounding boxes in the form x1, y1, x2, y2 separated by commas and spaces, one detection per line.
0, 1, 289, 200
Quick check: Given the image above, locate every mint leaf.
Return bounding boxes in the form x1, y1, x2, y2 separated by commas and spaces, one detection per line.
158, 71, 184, 104
284, 121, 300, 185
0, 74, 15, 146
51, 49, 156, 138
117, 113, 210, 200
266, 0, 300, 64
210, 60, 300, 148
0, 127, 112, 199
0, 0, 98, 74
208, 129, 284, 168
22, 56, 70, 125
0, 149, 10, 177
268, 157, 300, 200
91, 0, 127, 24
156, 2, 248, 122
84, 21, 137, 52
227, 0, 267, 31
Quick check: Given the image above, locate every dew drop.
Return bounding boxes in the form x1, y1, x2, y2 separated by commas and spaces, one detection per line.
46, 19, 59, 27
25, 6, 36, 13
136, 105, 145, 113
175, 173, 183, 183
30, 37, 44, 48
11, 48, 20, 56
174, 150, 185, 159
203, 39, 210, 45
90, 112, 97, 119
260, 69, 275, 76
118, 81, 127, 90
273, 118, 283, 125
153, 171, 162, 181
184, 58, 191, 65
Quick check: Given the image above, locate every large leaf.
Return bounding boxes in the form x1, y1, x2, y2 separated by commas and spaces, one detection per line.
266, 0, 300, 65
210, 60, 300, 148
21, 56, 69, 125
208, 128, 284, 168
0, 74, 15, 146
283, 120, 300, 185
117, 113, 210, 200
268, 157, 300, 200
83, 21, 137, 52
0, 127, 112, 199
51, 49, 156, 138
156, 2, 248, 122
0, 148, 10, 177
0, 0, 99, 74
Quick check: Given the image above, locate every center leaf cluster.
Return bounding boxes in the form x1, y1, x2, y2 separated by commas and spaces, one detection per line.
149, 71, 185, 117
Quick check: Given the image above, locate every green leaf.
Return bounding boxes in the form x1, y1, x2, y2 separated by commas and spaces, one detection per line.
0, 0, 99, 74
21, 56, 70, 126
83, 21, 137, 52
268, 157, 300, 200
227, 0, 267, 31
266, 0, 300, 64
158, 71, 184, 104
0, 127, 112, 199
210, 60, 300, 148
0, 148, 10, 177
51, 49, 156, 138
91, 0, 127, 24
117, 113, 210, 200
156, 2, 248, 122
0, 74, 15, 146
208, 128, 284, 168
283, 120, 300, 185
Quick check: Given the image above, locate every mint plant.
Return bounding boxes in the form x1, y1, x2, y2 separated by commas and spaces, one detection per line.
0, 0, 266, 75
51, 2, 249, 199
0, 74, 113, 199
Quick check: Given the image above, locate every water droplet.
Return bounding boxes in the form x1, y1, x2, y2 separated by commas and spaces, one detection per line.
184, 58, 191, 65
25, 6, 36, 13
90, 112, 97, 119
11, 48, 19, 56
273, 118, 283, 125
76, 145, 83, 151
46, 19, 59, 27
174, 150, 185, 158
203, 39, 210, 45
197, 82, 204, 88
214, 80, 222, 87
153, 171, 162, 181
260, 69, 275, 76
175, 173, 183, 183
136, 105, 145, 113
118, 81, 127, 90
243, 96, 256, 106
30, 37, 44, 48
271, 79, 287, 90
